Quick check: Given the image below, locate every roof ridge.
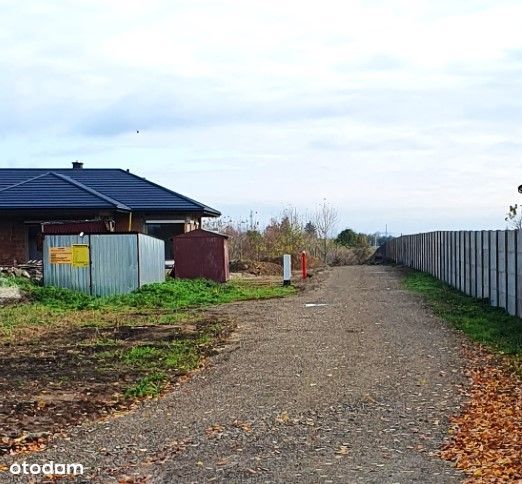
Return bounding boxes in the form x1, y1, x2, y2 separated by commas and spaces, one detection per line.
0, 172, 52, 192
51, 172, 131, 211
118, 169, 220, 216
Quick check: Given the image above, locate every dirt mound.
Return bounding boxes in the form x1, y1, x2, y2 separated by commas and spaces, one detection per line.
229, 260, 282, 276
260, 255, 324, 269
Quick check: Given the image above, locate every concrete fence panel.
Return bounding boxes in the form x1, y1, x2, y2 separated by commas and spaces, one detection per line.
498, 231, 507, 310
433, 232, 441, 279
451, 232, 456, 288
482, 231, 490, 300
470, 231, 477, 297
464, 231, 470, 296
455, 231, 464, 291
446, 231, 451, 285
517, 229, 522, 317
444, 232, 448, 284
381, 228, 522, 319
448, 232, 455, 287
476, 231, 483, 299
507, 230, 517, 316
490, 231, 499, 307
461, 231, 467, 292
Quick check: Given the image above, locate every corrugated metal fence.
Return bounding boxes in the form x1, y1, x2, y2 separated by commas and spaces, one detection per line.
382, 230, 522, 318
44, 233, 165, 296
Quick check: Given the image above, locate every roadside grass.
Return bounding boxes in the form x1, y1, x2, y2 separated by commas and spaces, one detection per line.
0, 277, 295, 339
29, 277, 296, 311
403, 270, 522, 363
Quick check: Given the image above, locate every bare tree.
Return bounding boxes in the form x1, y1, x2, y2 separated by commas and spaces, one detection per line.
315, 200, 338, 263
505, 204, 522, 229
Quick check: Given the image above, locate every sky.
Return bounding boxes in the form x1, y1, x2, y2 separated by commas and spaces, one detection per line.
0, 0, 520, 235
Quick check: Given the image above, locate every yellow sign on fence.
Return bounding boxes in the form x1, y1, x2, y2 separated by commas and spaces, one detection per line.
72, 244, 90, 268
49, 246, 72, 264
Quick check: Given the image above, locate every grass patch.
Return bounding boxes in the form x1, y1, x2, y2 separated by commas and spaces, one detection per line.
100, 337, 212, 397
26, 277, 295, 311
0, 278, 295, 338
163, 340, 201, 370
403, 270, 522, 358
122, 345, 164, 365
124, 372, 166, 398
114, 341, 202, 371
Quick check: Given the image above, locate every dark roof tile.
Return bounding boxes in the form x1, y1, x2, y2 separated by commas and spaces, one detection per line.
0, 168, 220, 215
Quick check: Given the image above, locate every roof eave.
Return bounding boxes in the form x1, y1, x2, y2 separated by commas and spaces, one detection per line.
128, 207, 221, 216
202, 208, 221, 217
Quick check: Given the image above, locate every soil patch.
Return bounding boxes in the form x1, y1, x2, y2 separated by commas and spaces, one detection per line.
0, 314, 234, 456
229, 260, 282, 276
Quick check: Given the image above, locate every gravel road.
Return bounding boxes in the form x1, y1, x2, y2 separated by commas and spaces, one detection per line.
1, 266, 465, 483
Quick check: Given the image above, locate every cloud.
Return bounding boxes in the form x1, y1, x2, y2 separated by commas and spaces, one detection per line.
1, 0, 522, 233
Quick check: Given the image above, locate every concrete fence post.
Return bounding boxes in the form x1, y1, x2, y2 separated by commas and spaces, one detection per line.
431, 232, 434, 276
421, 234, 428, 271
442, 232, 449, 284
482, 230, 490, 300
451, 231, 459, 288
476, 231, 483, 299
448, 232, 455, 287
449, 231, 454, 287
470, 231, 476, 297
454, 230, 458, 288
462, 230, 466, 291
425, 232, 428, 274
516, 230, 522, 317
498, 231, 507, 309
490, 231, 499, 307
507, 230, 517, 315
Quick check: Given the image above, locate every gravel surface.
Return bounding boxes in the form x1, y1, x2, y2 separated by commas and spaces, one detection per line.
1, 266, 465, 483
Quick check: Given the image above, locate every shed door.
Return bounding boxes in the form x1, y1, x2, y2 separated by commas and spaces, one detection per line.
90, 235, 139, 296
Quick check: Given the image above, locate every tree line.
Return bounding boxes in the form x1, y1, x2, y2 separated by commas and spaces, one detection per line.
204, 203, 393, 266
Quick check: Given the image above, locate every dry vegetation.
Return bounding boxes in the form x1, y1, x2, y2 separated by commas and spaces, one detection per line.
205, 208, 374, 268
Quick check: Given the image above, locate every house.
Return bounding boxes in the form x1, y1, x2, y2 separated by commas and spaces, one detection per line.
0, 162, 220, 264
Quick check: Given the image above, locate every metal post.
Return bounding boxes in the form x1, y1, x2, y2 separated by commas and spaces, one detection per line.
301, 251, 307, 279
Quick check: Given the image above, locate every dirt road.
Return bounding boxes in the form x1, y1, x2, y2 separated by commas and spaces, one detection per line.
2, 266, 465, 483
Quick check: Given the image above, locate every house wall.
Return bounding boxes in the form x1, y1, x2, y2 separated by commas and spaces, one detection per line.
0, 212, 106, 265
0, 212, 202, 264
114, 213, 145, 232
0, 219, 27, 264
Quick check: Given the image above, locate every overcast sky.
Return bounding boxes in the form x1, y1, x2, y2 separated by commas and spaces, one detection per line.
0, 0, 520, 235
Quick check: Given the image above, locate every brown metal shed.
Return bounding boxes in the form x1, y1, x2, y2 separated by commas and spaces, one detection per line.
172, 229, 229, 282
